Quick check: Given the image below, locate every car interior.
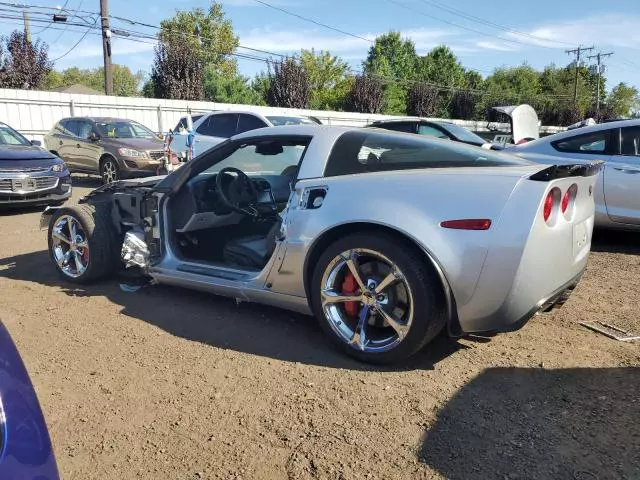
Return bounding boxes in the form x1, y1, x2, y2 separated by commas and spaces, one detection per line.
165, 138, 309, 271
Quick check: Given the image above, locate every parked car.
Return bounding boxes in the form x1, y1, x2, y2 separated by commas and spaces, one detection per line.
0, 321, 59, 479
366, 118, 502, 150
0, 122, 71, 207
41, 127, 599, 364
44, 117, 165, 184
170, 111, 321, 156
511, 119, 640, 231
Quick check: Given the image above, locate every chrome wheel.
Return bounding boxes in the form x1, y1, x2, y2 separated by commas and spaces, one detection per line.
320, 248, 413, 353
102, 160, 118, 184
51, 215, 89, 278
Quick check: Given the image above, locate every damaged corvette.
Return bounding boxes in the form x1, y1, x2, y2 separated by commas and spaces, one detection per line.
41, 126, 602, 364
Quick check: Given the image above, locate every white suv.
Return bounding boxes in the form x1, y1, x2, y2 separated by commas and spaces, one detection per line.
171, 111, 320, 156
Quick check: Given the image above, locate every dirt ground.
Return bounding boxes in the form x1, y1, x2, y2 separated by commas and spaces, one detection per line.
0, 178, 638, 480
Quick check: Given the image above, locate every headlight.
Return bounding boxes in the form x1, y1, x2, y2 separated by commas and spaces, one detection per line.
118, 148, 146, 158
50, 163, 65, 172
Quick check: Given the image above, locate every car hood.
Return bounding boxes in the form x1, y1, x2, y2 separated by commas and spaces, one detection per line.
0, 145, 57, 160
0, 146, 63, 171
102, 138, 164, 150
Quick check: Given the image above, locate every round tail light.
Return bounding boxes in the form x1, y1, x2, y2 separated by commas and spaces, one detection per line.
562, 184, 578, 214
543, 190, 555, 222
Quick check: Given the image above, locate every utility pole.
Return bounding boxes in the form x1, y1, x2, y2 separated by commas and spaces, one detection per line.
566, 45, 594, 107
100, 0, 114, 95
22, 12, 30, 42
587, 51, 613, 111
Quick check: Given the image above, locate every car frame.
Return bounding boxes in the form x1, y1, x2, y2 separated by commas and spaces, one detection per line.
0, 122, 71, 207
41, 126, 600, 364
44, 117, 166, 184
511, 119, 640, 231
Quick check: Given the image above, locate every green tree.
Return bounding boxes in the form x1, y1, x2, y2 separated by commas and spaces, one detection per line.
414, 45, 468, 117
141, 78, 155, 98
203, 65, 265, 105
43, 65, 143, 96
363, 31, 418, 115
606, 82, 640, 117
300, 48, 351, 110
159, 2, 238, 76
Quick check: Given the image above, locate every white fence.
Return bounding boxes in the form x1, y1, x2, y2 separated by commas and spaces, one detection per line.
0, 88, 565, 143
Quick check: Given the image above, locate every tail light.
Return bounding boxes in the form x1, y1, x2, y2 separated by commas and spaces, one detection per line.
562, 184, 578, 214
543, 187, 561, 223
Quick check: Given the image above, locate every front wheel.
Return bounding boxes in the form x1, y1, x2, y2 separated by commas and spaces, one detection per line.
47, 204, 119, 283
100, 157, 120, 184
310, 233, 446, 364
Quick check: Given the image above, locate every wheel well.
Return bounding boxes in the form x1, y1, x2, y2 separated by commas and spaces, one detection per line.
303, 222, 459, 333
99, 154, 117, 169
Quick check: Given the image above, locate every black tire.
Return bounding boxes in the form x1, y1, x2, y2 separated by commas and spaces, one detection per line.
100, 156, 120, 185
310, 233, 447, 364
47, 203, 120, 283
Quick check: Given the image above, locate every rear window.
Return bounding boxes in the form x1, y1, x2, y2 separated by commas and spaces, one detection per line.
324, 130, 531, 177
266, 116, 318, 126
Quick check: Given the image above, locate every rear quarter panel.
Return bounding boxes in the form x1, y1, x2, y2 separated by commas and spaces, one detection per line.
270, 167, 535, 309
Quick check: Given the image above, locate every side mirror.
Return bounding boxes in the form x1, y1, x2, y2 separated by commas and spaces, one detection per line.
30, 139, 42, 146
89, 132, 100, 142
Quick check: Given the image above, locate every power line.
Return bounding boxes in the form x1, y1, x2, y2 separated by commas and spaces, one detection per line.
386, 0, 570, 50
417, 0, 576, 47
251, 0, 372, 44
31, 0, 69, 35
49, 0, 89, 48
50, 17, 96, 61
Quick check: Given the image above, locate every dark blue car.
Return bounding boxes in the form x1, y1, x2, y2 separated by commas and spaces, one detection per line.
0, 122, 71, 207
0, 321, 59, 479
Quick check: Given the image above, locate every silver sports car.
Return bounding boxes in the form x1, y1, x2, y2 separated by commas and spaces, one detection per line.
40, 126, 601, 364
511, 119, 640, 231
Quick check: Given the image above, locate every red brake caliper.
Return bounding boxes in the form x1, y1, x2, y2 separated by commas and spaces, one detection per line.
341, 272, 360, 317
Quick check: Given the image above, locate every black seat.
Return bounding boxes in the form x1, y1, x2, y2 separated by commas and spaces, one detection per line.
222, 219, 281, 269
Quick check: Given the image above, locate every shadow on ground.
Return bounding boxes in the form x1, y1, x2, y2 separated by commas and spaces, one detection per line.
0, 250, 466, 371
592, 230, 640, 255
420, 367, 639, 480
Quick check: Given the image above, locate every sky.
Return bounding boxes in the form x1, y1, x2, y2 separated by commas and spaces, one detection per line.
4, 0, 640, 93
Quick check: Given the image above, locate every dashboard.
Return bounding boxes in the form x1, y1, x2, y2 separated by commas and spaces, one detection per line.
169, 172, 294, 233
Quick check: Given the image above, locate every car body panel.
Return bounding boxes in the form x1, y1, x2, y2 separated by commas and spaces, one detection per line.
0, 322, 59, 479
512, 120, 640, 230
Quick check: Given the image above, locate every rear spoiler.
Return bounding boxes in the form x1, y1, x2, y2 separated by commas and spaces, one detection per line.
529, 160, 604, 182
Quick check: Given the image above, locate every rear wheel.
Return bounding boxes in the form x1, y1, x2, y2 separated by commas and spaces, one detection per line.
48, 204, 119, 283
310, 233, 446, 364
100, 157, 120, 184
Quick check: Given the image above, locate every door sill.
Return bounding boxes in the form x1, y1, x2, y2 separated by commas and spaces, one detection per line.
176, 260, 259, 281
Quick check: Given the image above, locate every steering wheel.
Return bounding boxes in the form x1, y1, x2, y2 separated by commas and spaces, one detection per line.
215, 167, 259, 217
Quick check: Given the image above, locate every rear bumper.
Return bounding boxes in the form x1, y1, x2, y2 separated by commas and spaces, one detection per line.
495, 268, 584, 333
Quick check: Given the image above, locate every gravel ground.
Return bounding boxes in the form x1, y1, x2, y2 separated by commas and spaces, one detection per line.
0, 179, 638, 480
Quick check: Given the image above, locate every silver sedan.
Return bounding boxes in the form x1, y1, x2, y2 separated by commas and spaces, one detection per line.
511, 119, 640, 231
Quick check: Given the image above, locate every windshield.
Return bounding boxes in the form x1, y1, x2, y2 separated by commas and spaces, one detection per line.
435, 122, 487, 145
266, 116, 319, 126
0, 123, 31, 146
202, 140, 308, 176
96, 121, 158, 139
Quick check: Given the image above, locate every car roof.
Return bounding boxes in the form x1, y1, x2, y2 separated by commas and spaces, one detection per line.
59, 117, 138, 123
545, 119, 640, 140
